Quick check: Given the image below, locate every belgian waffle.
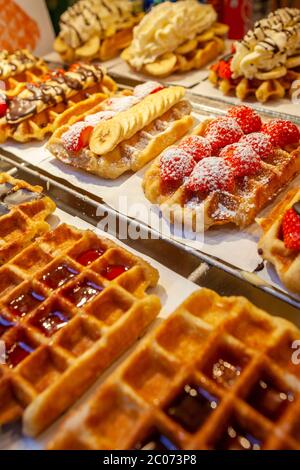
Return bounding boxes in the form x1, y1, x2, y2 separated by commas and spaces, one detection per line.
143, 118, 300, 231
0, 223, 160, 436
47, 84, 194, 179
49, 288, 300, 450
0, 173, 56, 265
258, 189, 300, 294
0, 63, 117, 143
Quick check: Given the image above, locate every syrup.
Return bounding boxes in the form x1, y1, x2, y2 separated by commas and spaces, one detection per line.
41, 263, 79, 289
63, 279, 103, 307
76, 249, 104, 266
101, 265, 129, 281
134, 430, 178, 450
215, 421, 262, 450
247, 377, 294, 420
7, 290, 45, 317
6, 338, 35, 368
35, 309, 70, 337
0, 314, 15, 336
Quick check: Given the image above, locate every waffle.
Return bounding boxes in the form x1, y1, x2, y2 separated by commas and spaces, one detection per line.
257, 189, 300, 294
0, 222, 160, 436
0, 173, 56, 266
47, 84, 194, 179
143, 118, 300, 231
48, 288, 300, 450
0, 63, 117, 143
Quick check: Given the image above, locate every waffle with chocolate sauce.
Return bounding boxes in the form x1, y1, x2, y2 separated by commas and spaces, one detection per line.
0, 173, 56, 266
0, 223, 160, 437
0, 49, 48, 98
258, 188, 300, 294
143, 118, 300, 231
49, 288, 300, 450
0, 63, 117, 143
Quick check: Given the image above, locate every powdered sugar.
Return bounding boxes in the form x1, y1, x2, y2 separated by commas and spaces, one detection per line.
160, 147, 195, 183
185, 157, 235, 193
61, 121, 90, 151
133, 81, 163, 99
107, 96, 139, 113
220, 142, 261, 177
239, 132, 274, 159
178, 135, 212, 161
84, 110, 116, 126
204, 117, 244, 153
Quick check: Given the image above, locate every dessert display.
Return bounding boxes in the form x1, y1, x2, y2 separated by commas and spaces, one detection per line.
54, 0, 143, 63
209, 8, 300, 103
121, 1, 228, 78
47, 82, 194, 179
49, 288, 300, 450
143, 106, 300, 231
258, 189, 300, 294
0, 62, 117, 143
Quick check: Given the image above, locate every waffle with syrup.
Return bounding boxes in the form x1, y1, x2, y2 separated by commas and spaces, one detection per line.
49, 288, 300, 450
0, 173, 55, 266
0, 63, 117, 143
258, 188, 300, 294
47, 82, 194, 180
143, 110, 300, 231
0, 223, 160, 437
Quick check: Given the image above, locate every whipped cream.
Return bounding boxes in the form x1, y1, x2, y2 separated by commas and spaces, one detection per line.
125, 1, 217, 70
231, 8, 300, 79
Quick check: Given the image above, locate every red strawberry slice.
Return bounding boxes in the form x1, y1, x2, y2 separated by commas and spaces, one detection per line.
262, 119, 300, 148
185, 157, 235, 193
227, 105, 262, 134
211, 57, 233, 80
178, 135, 212, 162
220, 143, 261, 177
239, 132, 274, 160
204, 117, 244, 154
62, 122, 93, 153
160, 148, 195, 184
282, 205, 300, 251
133, 82, 164, 99
0, 95, 8, 118
150, 85, 164, 94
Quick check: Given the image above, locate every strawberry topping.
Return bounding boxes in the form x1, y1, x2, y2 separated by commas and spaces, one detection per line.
211, 57, 233, 80
0, 94, 8, 118
160, 148, 195, 184
227, 105, 262, 134
282, 205, 300, 251
204, 117, 244, 154
261, 119, 300, 148
178, 135, 212, 162
185, 157, 235, 193
220, 143, 261, 177
133, 82, 164, 99
239, 132, 274, 160
62, 122, 93, 152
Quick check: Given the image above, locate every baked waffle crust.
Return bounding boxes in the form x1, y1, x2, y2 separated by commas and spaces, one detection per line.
49, 288, 300, 450
0, 223, 160, 436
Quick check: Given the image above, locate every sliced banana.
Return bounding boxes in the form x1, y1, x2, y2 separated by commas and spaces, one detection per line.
196, 29, 215, 43
54, 37, 69, 53
212, 22, 229, 36
286, 55, 300, 69
255, 66, 287, 80
76, 36, 100, 59
91, 119, 123, 156
175, 39, 198, 55
144, 53, 177, 77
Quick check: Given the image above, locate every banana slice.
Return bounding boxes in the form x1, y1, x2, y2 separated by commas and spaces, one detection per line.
144, 53, 177, 77
196, 29, 215, 43
255, 66, 287, 80
91, 119, 123, 155
175, 39, 198, 55
286, 55, 300, 69
54, 37, 69, 53
76, 36, 100, 59
212, 22, 229, 36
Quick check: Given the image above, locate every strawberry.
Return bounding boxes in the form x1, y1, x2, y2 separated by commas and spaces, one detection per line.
261, 119, 300, 148
178, 135, 212, 162
133, 81, 164, 99
62, 122, 93, 152
282, 205, 300, 250
160, 148, 195, 184
185, 157, 235, 193
227, 105, 262, 134
239, 132, 274, 160
0, 95, 8, 117
211, 56, 233, 80
220, 143, 261, 177
204, 117, 244, 154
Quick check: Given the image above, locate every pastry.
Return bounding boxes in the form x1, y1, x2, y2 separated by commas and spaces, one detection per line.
209, 8, 300, 103
54, 0, 143, 63
49, 288, 300, 450
143, 106, 300, 230
47, 82, 194, 179
258, 188, 300, 294
122, 1, 228, 78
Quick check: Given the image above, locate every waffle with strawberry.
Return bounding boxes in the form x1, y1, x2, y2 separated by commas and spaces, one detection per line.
258, 189, 300, 294
143, 106, 300, 231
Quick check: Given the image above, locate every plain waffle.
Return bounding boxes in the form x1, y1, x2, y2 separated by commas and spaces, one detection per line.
0, 223, 160, 436
49, 288, 300, 450
258, 189, 300, 294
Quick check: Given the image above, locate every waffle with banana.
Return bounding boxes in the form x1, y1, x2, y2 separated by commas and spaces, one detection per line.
47, 82, 194, 179
143, 106, 300, 231
49, 288, 300, 450
0, 222, 160, 437
0, 63, 117, 143
258, 188, 300, 294
122, 1, 228, 78
54, 0, 143, 63
209, 8, 300, 103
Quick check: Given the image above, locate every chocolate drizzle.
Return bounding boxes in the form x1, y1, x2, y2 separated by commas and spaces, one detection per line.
293, 201, 300, 216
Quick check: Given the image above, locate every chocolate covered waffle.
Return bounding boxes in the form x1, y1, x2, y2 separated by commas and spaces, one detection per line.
0, 62, 117, 143
47, 82, 194, 179
258, 188, 300, 294
0, 222, 160, 437
49, 288, 300, 450
209, 8, 300, 103
121, 1, 228, 78
143, 106, 300, 231
54, 0, 143, 63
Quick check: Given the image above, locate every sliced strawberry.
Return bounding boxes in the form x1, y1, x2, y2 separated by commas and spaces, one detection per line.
204, 117, 244, 154
282, 205, 300, 251
0, 95, 8, 118
262, 119, 300, 148
150, 86, 164, 94
178, 135, 212, 162
133, 82, 164, 99
62, 122, 93, 153
160, 148, 195, 184
220, 142, 261, 177
239, 132, 274, 160
227, 105, 262, 134
185, 157, 235, 193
